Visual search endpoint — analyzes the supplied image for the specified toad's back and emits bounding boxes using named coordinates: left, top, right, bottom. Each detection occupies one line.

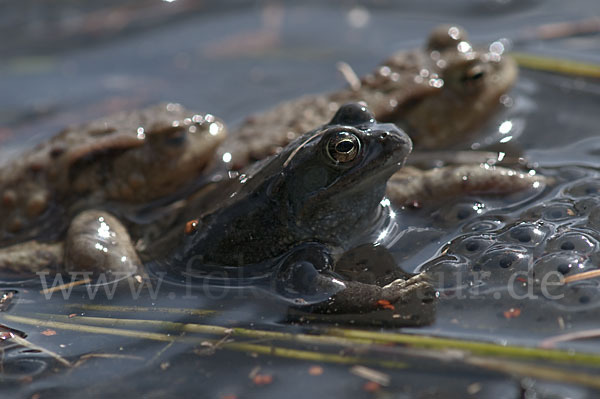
left=0, top=103, right=226, bottom=246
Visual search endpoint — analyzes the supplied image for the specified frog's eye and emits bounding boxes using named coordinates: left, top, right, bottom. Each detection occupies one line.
left=460, top=64, right=486, bottom=89
left=326, top=132, right=361, bottom=163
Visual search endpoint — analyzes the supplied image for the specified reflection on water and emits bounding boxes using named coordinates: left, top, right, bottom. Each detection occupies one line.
left=1, top=0, right=600, bottom=398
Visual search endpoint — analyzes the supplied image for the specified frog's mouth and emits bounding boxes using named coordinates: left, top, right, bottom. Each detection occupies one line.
left=364, top=129, right=412, bottom=177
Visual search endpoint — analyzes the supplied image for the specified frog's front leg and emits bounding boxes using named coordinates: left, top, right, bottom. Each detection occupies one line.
left=64, top=210, right=141, bottom=275
left=274, top=243, right=342, bottom=304
left=275, top=243, right=435, bottom=324
left=387, top=164, right=549, bottom=208
left=311, top=272, right=434, bottom=316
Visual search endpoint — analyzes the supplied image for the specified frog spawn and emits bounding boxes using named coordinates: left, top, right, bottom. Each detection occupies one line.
left=421, top=170, right=600, bottom=311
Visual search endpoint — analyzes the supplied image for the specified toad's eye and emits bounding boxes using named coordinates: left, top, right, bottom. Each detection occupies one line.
left=327, top=132, right=360, bottom=163
left=166, top=128, right=187, bottom=146
left=155, top=127, right=187, bottom=146
left=460, top=64, right=486, bottom=88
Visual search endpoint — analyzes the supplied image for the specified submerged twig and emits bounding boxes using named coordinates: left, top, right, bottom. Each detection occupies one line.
left=10, top=335, right=71, bottom=368
left=324, top=328, right=600, bottom=367
left=540, top=329, right=600, bottom=349
left=0, top=314, right=406, bottom=369
left=39, top=278, right=91, bottom=295
left=14, top=313, right=600, bottom=367
left=147, top=341, right=175, bottom=365
left=350, top=365, right=391, bottom=386
left=224, top=341, right=406, bottom=368
left=72, top=353, right=144, bottom=368
left=30, top=313, right=373, bottom=347
left=511, top=52, right=600, bottom=79
left=467, top=356, right=600, bottom=389
left=562, top=269, right=600, bottom=284
left=63, top=303, right=216, bottom=316
left=519, top=17, right=600, bottom=41
left=5, top=313, right=600, bottom=387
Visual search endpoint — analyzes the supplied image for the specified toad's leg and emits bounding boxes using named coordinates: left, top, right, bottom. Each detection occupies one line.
left=387, top=164, right=549, bottom=208
left=0, top=241, right=64, bottom=274
left=64, top=210, right=140, bottom=275
left=0, top=210, right=140, bottom=275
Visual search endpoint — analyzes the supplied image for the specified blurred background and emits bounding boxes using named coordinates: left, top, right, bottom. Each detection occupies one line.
left=1, top=2, right=600, bottom=398
left=1, top=0, right=599, bottom=160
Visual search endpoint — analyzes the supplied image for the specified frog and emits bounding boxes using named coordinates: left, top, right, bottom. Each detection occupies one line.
left=217, top=24, right=518, bottom=171
left=0, top=103, right=226, bottom=274
left=154, top=103, right=544, bottom=317
left=155, top=103, right=436, bottom=318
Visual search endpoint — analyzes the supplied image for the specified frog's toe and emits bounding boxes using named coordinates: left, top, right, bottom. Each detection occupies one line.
left=381, top=272, right=436, bottom=304
left=65, top=210, right=141, bottom=276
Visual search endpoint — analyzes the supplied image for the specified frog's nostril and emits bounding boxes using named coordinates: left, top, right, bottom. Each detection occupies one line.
left=380, top=131, right=389, bottom=138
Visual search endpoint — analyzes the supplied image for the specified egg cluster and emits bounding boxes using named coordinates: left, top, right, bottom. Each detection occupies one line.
left=421, top=169, right=600, bottom=311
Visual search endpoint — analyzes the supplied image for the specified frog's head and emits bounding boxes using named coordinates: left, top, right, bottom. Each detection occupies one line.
left=376, top=24, right=517, bottom=149
left=272, top=103, right=411, bottom=243
left=63, top=103, right=226, bottom=203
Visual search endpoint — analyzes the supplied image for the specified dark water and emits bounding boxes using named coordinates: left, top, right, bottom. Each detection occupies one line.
left=1, top=1, right=600, bottom=398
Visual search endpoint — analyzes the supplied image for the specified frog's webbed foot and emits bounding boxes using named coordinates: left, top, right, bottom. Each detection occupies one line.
left=0, top=241, right=64, bottom=275
left=64, top=210, right=141, bottom=276
left=387, top=164, right=550, bottom=208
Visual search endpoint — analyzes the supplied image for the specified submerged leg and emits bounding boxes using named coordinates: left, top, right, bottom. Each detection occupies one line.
left=0, top=241, right=64, bottom=274
left=0, top=210, right=141, bottom=276
left=387, top=164, right=549, bottom=208
left=288, top=271, right=436, bottom=326
left=312, top=272, right=434, bottom=313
